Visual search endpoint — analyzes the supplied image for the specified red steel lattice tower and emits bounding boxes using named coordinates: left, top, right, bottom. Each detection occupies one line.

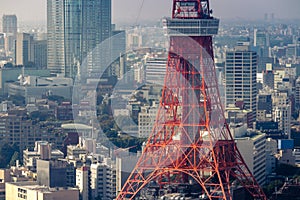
left=117, top=0, right=267, bottom=199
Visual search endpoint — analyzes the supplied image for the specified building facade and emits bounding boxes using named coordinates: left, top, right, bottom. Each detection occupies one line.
left=15, top=33, right=34, bottom=66
left=47, top=0, right=112, bottom=79
left=76, top=166, right=90, bottom=200
left=90, top=161, right=116, bottom=200
left=2, top=15, right=17, bottom=57
left=235, top=132, right=266, bottom=186
left=5, top=182, right=79, bottom=200
left=225, top=45, right=257, bottom=128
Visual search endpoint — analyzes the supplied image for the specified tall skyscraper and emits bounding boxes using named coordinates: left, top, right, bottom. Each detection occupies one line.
left=254, top=29, right=269, bottom=47
left=225, top=43, right=257, bottom=128
left=47, top=0, right=65, bottom=75
left=2, top=15, right=17, bottom=57
left=2, top=15, right=17, bottom=35
left=47, top=0, right=111, bottom=78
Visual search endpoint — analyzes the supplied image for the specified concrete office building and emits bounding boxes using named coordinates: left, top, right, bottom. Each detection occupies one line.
left=15, top=33, right=34, bottom=66
left=37, top=159, right=75, bottom=188
left=225, top=44, right=257, bottom=128
left=7, top=75, right=73, bottom=103
left=257, top=94, right=272, bottom=122
left=235, top=132, right=266, bottom=186
left=23, top=141, right=64, bottom=171
left=0, top=68, right=50, bottom=95
left=33, top=40, right=47, bottom=69
left=116, top=154, right=139, bottom=196
left=145, top=57, right=167, bottom=86
left=138, top=104, right=158, bottom=138
left=5, top=182, right=79, bottom=200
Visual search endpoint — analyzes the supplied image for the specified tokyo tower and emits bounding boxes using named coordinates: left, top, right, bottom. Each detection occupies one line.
left=116, top=0, right=267, bottom=199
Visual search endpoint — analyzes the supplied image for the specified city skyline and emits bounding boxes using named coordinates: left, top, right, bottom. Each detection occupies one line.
left=0, top=0, right=300, bottom=25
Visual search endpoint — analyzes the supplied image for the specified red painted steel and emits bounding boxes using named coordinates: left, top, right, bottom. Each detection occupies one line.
left=116, top=1, right=267, bottom=199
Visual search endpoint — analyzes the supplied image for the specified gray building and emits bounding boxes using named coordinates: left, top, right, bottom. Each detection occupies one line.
left=47, top=0, right=112, bottom=79
left=0, top=68, right=50, bottom=95
left=37, top=159, right=75, bottom=188
left=33, top=40, right=47, bottom=69
left=2, top=15, right=17, bottom=57
left=225, top=44, right=257, bottom=128
left=2, top=15, right=17, bottom=35
left=47, top=0, right=65, bottom=76
left=257, top=94, right=272, bottom=121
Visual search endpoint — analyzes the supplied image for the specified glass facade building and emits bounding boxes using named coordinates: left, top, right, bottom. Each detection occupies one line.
left=47, top=0, right=112, bottom=79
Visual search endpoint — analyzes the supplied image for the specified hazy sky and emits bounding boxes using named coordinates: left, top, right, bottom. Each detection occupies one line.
left=0, top=0, right=300, bottom=24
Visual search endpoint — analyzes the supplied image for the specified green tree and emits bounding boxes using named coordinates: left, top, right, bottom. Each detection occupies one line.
left=47, top=95, right=65, bottom=104
left=8, top=95, right=25, bottom=106
left=9, top=151, right=19, bottom=166
left=0, top=143, right=18, bottom=168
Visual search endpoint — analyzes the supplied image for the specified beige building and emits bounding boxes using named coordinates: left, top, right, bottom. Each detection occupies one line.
left=15, top=33, right=34, bottom=66
left=138, top=105, right=158, bottom=138
left=23, top=141, right=64, bottom=171
left=76, top=166, right=90, bottom=200
left=5, top=182, right=79, bottom=200
left=235, top=132, right=266, bottom=186
left=0, top=169, right=11, bottom=200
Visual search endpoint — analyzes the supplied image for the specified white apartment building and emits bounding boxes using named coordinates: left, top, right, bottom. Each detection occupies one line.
left=76, top=166, right=90, bottom=200
left=90, top=159, right=116, bottom=200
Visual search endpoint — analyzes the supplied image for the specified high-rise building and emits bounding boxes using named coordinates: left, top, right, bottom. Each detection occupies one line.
left=47, top=0, right=65, bottom=76
left=225, top=44, right=257, bottom=127
left=2, top=15, right=17, bottom=57
left=33, top=40, right=47, bottom=69
left=2, top=15, right=17, bottom=35
left=296, top=77, right=300, bottom=108
left=254, top=29, right=270, bottom=47
left=15, top=33, right=34, bottom=66
left=47, top=0, right=112, bottom=79
left=254, top=29, right=271, bottom=72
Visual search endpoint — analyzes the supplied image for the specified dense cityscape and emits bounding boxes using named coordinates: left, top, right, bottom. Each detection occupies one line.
left=0, top=0, right=299, bottom=199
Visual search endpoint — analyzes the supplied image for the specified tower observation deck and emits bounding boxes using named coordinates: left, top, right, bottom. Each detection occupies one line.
left=116, top=1, right=267, bottom=199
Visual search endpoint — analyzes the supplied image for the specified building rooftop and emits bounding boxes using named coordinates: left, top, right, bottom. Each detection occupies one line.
left=61, top=123, right=92, bottom=130
left=7, top=181, right=78, bottom=192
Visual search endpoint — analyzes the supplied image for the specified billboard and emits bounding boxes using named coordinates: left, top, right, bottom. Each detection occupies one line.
left=278, top=139, right=294, bottom=150
left=175, top=1, right=198, bottom=18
